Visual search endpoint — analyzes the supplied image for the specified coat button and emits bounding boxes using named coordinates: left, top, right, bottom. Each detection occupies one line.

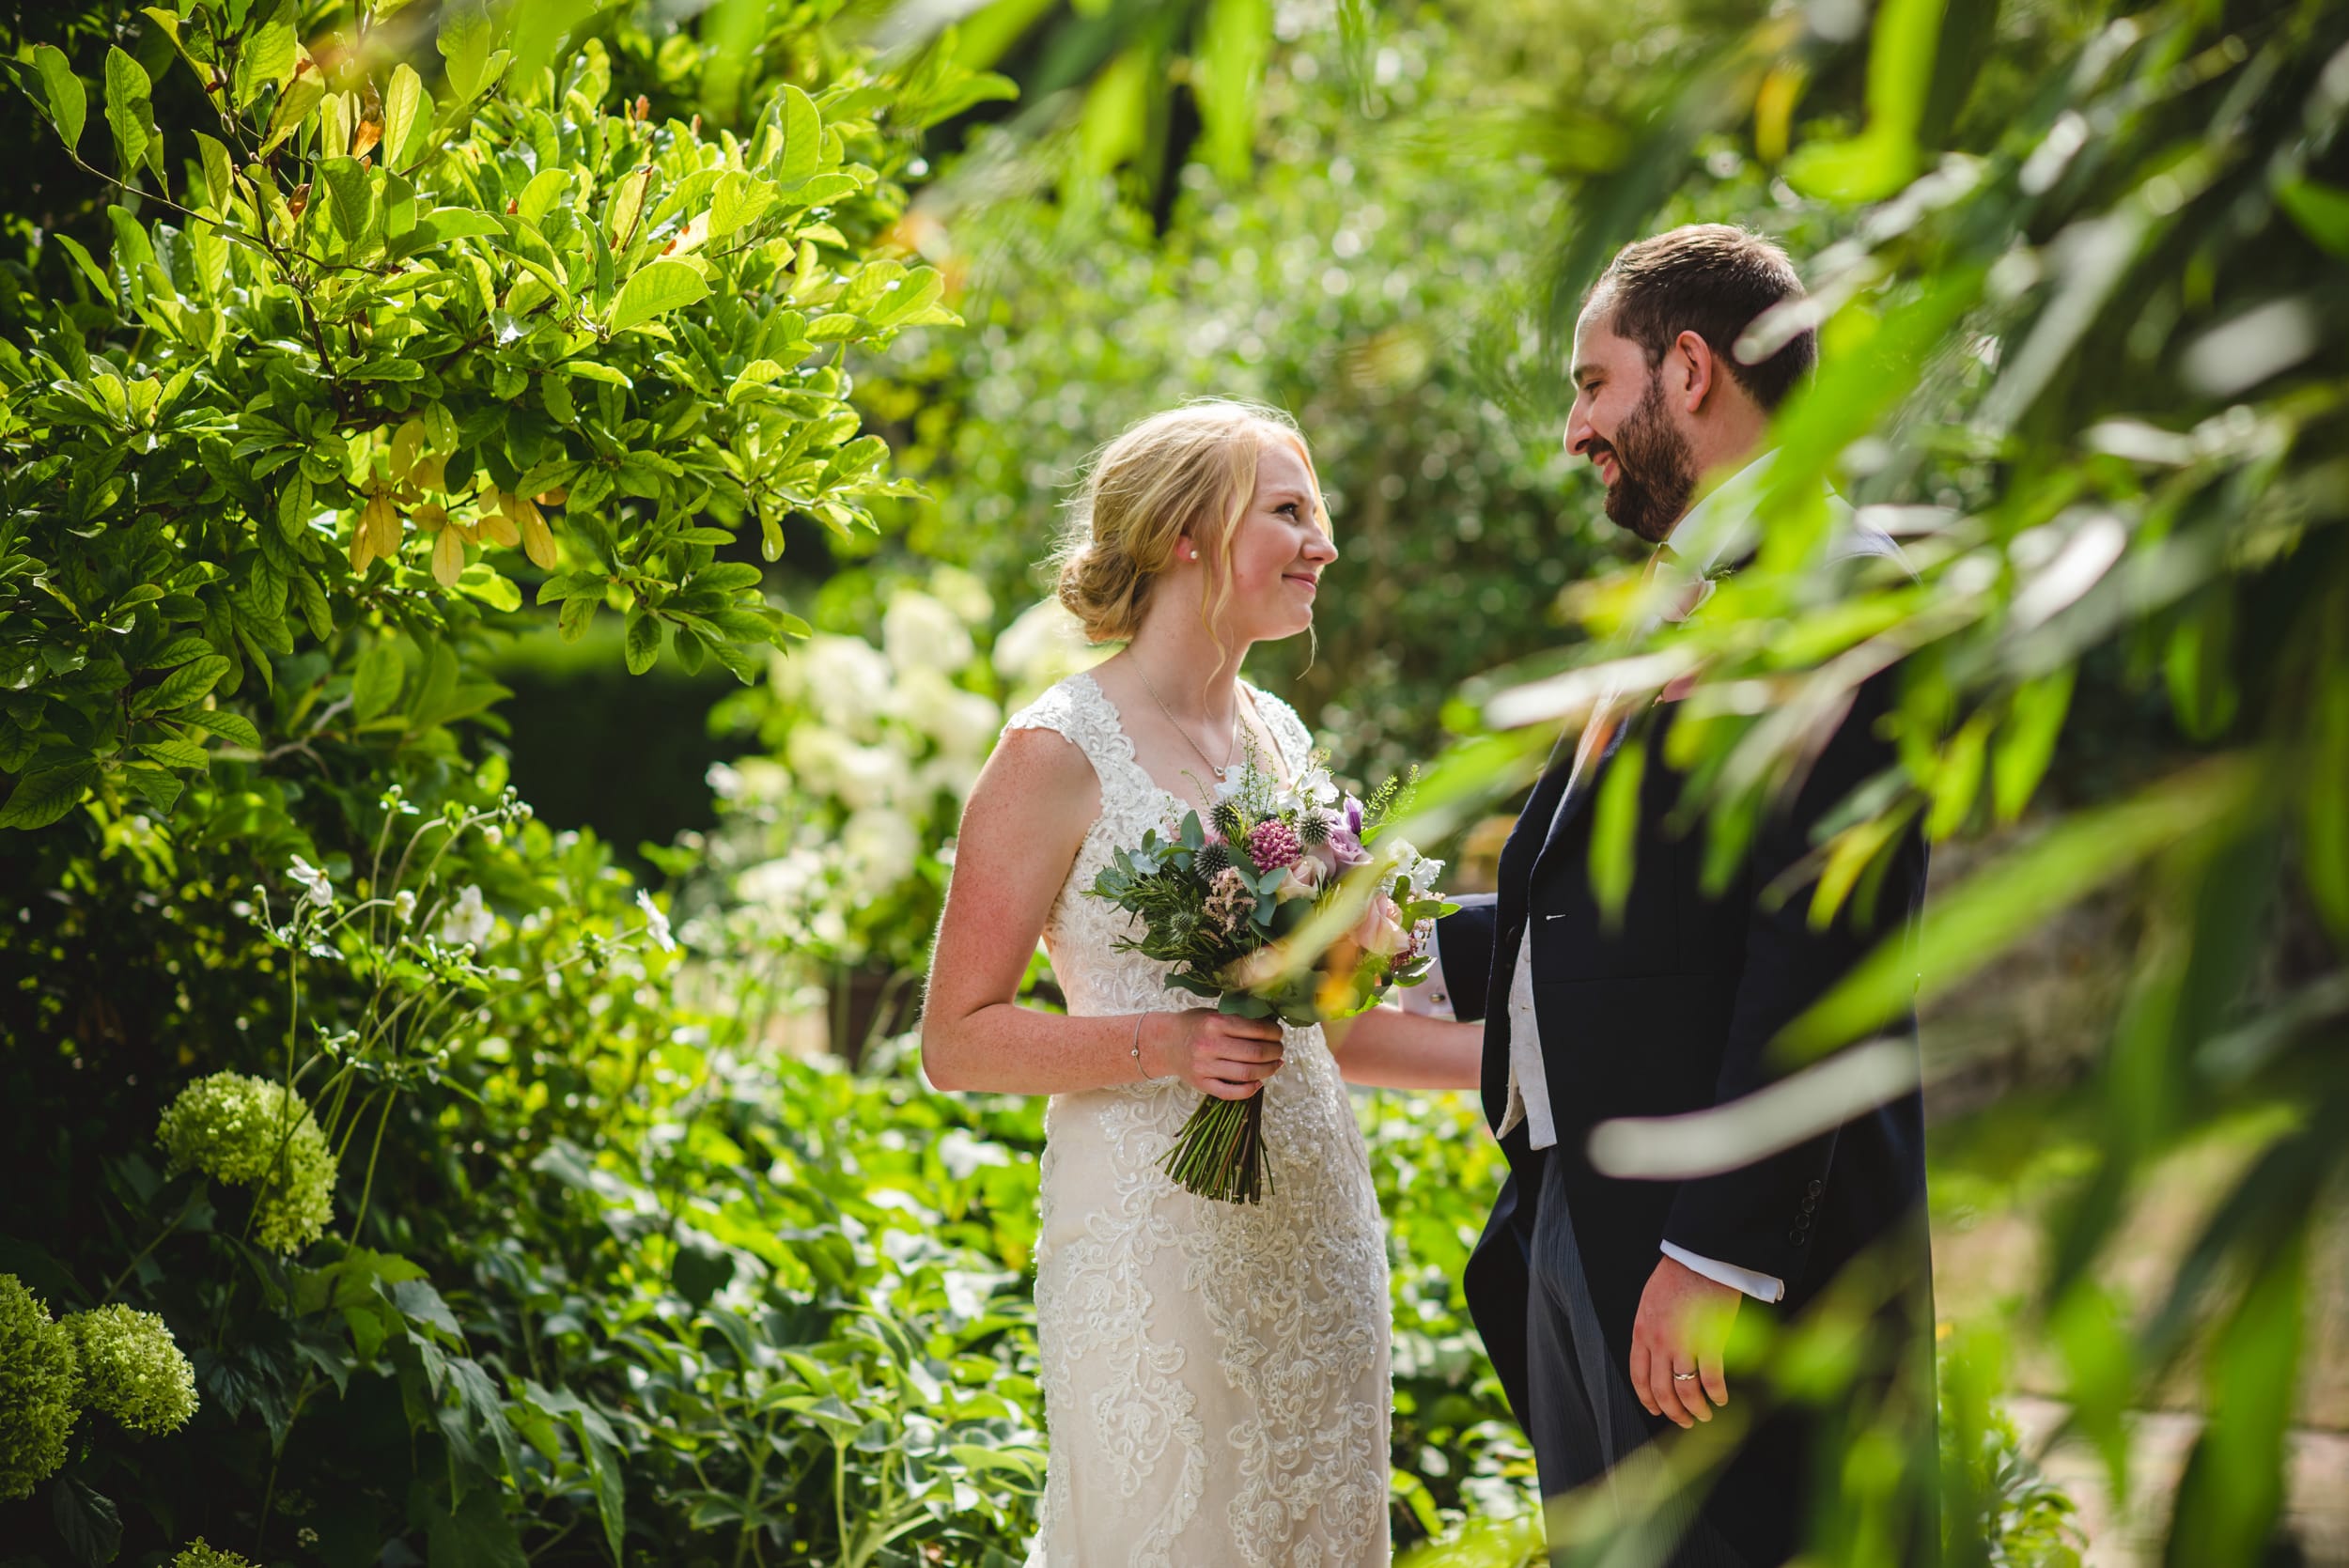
left=1806, top=1180, right=1824, bottom=1198
left=1788, top=1228, right=1805, bottom=1245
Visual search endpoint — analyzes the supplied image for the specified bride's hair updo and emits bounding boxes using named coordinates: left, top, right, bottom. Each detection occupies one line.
left=1055, top=399, right=1327, bottom=645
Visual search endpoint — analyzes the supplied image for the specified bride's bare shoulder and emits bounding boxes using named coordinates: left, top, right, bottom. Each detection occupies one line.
left=965, top=710, right=1102, bottom=831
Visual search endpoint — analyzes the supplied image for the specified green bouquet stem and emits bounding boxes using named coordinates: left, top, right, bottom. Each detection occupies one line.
left=1161, top=1087, right=1274, bottom=1205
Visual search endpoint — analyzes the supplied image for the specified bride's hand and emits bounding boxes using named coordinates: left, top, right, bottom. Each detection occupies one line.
left=1145, top=1010, right=1286, bottom=1099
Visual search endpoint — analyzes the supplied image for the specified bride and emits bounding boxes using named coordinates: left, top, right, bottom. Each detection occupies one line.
left=922, top=399, right=1482, bottom=1566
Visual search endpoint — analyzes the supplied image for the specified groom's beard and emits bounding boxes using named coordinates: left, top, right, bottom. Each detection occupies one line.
left=1594, top=375, right=1697, bottom=544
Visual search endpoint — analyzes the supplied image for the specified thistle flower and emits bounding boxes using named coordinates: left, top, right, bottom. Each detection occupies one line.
left=1192, top=841, right=1234, bottom=880
left=1297, top=809, right=1332, bottom=847
left=174, top=1541, right=257, bottom=1568
left=0, top=1274, right=78, bottom=1500
left=1246, top=819, right=1303, bottom=873
left=1210, top=801, right=1249, bottom=846
left=63, top=1305, right=197, bottom=1436
left=156, top=1073, right=336, bottom=1256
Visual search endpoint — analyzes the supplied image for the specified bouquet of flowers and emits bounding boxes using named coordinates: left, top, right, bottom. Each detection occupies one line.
left=1087, top=746, right=1454, bottom=1203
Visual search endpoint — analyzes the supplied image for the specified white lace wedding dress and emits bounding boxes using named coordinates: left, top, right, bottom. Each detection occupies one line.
left=1002, top=670, right=1392, bottom=1568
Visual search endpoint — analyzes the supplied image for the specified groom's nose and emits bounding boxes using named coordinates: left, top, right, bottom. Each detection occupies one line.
left=1565, top=404, right=1596, bottom=460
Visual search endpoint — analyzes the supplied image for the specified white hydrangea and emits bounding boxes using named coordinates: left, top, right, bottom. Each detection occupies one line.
left=881, top=590, right=974, bottom=675
left=738, top=847, right=830, bottom=909
left=926, top=565, right=996, bottom=627
left=888, top=666, right=1003, bottom=760
left=787, top=635, right=894, bottom=736
left=993, top=598, right=1105, bottom=692
left=840, top=808, right=922, bottom=896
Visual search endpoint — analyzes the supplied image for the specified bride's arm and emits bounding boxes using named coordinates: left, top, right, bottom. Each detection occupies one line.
left=920, top=728, right=1285, bottom=1098
left=1322, top=1006, right=1482, bottom=1091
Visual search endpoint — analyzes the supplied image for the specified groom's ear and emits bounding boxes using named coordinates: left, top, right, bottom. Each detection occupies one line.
left=1671, top=329, right=1718, bottom=415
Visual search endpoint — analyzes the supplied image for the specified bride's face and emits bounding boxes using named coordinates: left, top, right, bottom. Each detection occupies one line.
left=1192, top=438, right=1337, bottom=644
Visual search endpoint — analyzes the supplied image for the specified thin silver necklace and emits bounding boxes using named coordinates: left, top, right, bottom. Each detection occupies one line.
left=1133, top=660, right=1243, bottom=782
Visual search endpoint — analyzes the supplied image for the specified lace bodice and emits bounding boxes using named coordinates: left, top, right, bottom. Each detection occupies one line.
left=999, top=670, right=1391, bottom=1568
left=1007, top=670, right=1312, bottom=1018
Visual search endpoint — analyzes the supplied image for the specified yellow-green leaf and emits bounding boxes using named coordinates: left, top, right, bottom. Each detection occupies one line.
left=31, top=44, right=85, bottom=155
left=382, top=62, right=425, bottom=170
left=607, top=260, right=708, bottom=334
left=234, top=0, right=298, bottom=108
left=103, top=46, right=158, bottom=179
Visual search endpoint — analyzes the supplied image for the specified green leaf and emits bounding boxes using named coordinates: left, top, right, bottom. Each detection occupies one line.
left=49, top=1476, right=121, bottom=1568
left=516, top=168, right=570, bottom=228
left=1785, top=757, right=2260, bottom=1057
left=258, top=67, right=324, bottom=157
left=352, top=641, right=405, bottom=723
left=439, top=2, right=495, bottom=102
left=607, top=259, right=708, bottom=334
left=455, top=566, right=521, bottom=612
left=103, top=46, right=158, bottom=180
left=136, top=654, right=232, bottom=715
left=382, top=62, right=425, bottom=171
left=31, top=45, right=86, bottom=155
left=1993, top=668, right=2073, bottom=823
left=2277, top=179, right=2349, bottom=258
left=195, top=132, right=234, bottom=212
left=186, top=708, right=263, bottom=748
left=622, top=607, right=661, bottom=674
left=0, top=763, right=99, bottom=831
left=776, top=85, right=822, bottom=181
left=319, top=157, right=375, bottom=245
left=405, top=208, right=507, bottom=251
left=1194, top=0, right=1270, bottom=182
left=1588, top=738, right=1643, bottom=925
left=234, top=0, right=298, bottom=109
left=708, top=171, right=775, bottom=240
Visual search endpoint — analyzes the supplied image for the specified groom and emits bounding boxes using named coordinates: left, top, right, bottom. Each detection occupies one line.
left=1432, top=225, right=1934, bottom=1565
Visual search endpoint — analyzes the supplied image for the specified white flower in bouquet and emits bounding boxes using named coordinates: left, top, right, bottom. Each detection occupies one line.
left=1274, top=762, right=1341, bottom=817
left=882, top=589, right=975, bottom=675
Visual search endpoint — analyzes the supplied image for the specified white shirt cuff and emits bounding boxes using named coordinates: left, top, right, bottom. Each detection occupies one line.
left=1398, top=940, right=1454, bottom=1018
left=1661, top=1242, right=1784, bottom=1304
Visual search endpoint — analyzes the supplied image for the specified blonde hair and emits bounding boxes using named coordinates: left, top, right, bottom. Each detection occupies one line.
left=1054, top=398, right=1330, bottom=646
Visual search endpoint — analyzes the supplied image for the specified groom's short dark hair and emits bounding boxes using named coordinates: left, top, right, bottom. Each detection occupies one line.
left=1585, top=225, right=1816, bottom=411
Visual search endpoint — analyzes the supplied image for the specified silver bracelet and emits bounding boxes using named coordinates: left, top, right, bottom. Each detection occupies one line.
left=1129, top=1013, right=1148, bottom=1079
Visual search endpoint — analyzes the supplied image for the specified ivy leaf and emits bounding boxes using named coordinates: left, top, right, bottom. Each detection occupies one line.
left=30, top=45, right=85, bottom=155
left=102, top=47, right=158, bottom=180
left=607, top=260, right=708, bottom=335
left=234, top=0, right=298, bottom=109
left=0, top=763, right=99, bottom=831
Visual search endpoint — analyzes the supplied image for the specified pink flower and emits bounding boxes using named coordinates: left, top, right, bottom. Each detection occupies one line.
left=1247, top=818, right=1303, bottom=872
left=1277, top=853, right=1326, bottom=902
left=1348, top=893, right=1409, bottom=959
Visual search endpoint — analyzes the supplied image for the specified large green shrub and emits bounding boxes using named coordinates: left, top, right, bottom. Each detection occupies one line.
left=0, top=0, right=963, bottom=843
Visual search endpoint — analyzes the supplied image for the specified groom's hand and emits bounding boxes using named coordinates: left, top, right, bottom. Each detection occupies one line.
left=1628, top=1255, right=1739, bottom=1428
